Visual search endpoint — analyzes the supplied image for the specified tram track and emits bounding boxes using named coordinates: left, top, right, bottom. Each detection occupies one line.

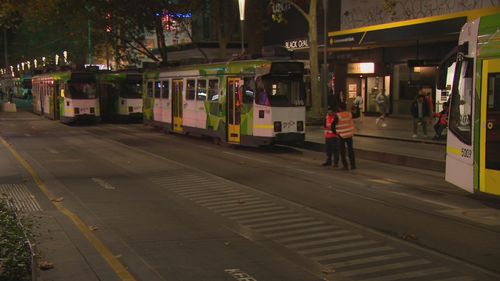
left=82, top=124, right=500, bottom=280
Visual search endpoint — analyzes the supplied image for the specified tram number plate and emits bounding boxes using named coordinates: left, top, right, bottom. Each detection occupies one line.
left=461, top=148, right=472, bottom=158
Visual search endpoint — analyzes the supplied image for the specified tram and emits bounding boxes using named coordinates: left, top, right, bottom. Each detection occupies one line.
left=32, top=71, right=99, bottom=123
left=143, top=57, right=306, bottom=147
left=97, top=71, right=143, bottom=122
left=438, top=13, right=500, bottom=197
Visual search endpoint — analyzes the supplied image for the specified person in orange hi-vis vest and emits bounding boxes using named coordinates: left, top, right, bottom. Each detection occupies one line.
left=322, top=106, right=340, bottom=167
left=333, top=102, right=356, bottom=170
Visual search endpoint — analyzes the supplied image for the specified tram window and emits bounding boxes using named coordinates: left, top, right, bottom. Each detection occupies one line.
left=186, top=79, right=196, bottom=100
left=449, top=57, right=472, bottom=145
left=196, top=79, right=207, bottom=101
left=208, top=79, right=219, bottom=101
left=154, top=81, right=161, bottom=98
left=162, top=80, right=170, bottom=99
left=242, top=77, right=254, bottom=104
left=147, top=81, right=153, bottom=98
left=259, top=75, right=304, bottom=107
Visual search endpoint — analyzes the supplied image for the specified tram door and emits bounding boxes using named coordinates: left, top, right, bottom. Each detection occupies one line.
left=227, top=78, right=242, bottom=143
left=480, top=59, right=500, bottom=196
left=172, top=79, right=183, bottom=133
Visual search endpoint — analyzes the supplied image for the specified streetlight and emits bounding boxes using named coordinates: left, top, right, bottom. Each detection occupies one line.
left=322, top=0, right=329, bottom=111
left=238, top=0, right=245, bottom=54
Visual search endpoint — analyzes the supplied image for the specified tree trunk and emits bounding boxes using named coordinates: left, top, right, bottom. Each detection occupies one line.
left=155, top=16, right=168, bottom=65
left=308, top=0, right=322, bottom=121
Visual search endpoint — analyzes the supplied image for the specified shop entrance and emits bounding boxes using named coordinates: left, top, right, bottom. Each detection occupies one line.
left=346, top=76, right=390, bottom=114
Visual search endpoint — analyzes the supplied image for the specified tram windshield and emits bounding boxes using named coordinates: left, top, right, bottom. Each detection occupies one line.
left=120, top=81, right=142, bottom=98
left=256, top=75, right=304, bottom=107
left=449, top=57, right=473, bottom=145
left=68, top=82, right=97, bottom=99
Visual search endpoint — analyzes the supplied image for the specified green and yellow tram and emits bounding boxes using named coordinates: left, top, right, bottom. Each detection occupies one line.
left=97, top=71, right=143, bottom=122
left=32, top=71, right=99, bottom=123
left=143, top=58, right=306, bottom=147
left=439, top=12, right=500, bottom=197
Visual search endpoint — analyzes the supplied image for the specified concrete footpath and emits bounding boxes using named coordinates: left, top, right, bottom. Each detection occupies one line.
left=302, top=115, right=446, bottom=172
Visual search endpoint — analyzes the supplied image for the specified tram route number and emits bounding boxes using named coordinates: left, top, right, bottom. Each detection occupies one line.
left=461, top=148, right=472, bottom=158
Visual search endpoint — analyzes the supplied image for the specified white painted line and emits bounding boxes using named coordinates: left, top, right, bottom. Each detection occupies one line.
left=389, top=191, right=462, bottom=209
left=239, top=213, right=304, bottom=224
left=288, top=235, right=364, bottom=249
left=224, top=268, right=257, bottom=281
left=247, top=216, right=313, bottom=229
left=358, top=267, right=450, bottom=281
left=91, top=177, right=116, bottom=190
left=256, top=221, right=326, bottom=233
left=204, top=198, right=266, bottom=209
left=314, top=246, right=394, bottom=262
left=330, top=253, right=411, bottom=268
left=229, top=208, right=292, bottom=220
left=215, top=202, right=277, bottom=214
left=277, top=229, right=351, bottom=244
left=222, top=151, right=273, bottom=164
left=433, top=276, right=476, bottom=281
left=46, top=148, right=59, bottom=154
left=299, top=240, right=377, bottom=255
left=341, top=259, right=431, bottom=277
left=266, top=225, right=339, bottom=239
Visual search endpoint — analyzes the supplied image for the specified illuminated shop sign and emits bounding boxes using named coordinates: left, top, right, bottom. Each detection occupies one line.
left=348, top=62, right=375, bottom=74
left=284, top=38, right=309, bottom=50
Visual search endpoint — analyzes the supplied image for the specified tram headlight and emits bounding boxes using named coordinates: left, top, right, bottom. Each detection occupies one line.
left=74, top=107, right=80, bottom=114
left=274, top=121, right=282, bottom=132
left=297, top=121, right=304, bottom=132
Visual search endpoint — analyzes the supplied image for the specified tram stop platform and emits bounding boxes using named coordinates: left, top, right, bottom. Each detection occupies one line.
left=302, top=115, right=446, bottom=172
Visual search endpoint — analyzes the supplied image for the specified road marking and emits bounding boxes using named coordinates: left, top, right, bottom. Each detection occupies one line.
left=0, top=136, right=136, bottom=281
left=224, top=268, right=258, bottom=281
left=389, top=191, right=462, bottom=209
left=46, top=148, right=59, bottom=154
left=222, top=151, right=273, bottom=164
left=341, top=259, right=431, bottom=277
left=91, top=177, right=116, bottom=190
left=330, top=253, right=411, bottom=268
left=0, top=183, right=42, bottom=212
left=288, top=235, right=364, bottom=249
left=298, top=240, right=378, bottom=256
left=358, top=267, right=450, bottom=281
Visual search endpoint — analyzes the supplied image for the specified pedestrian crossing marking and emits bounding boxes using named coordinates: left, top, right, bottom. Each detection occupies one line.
left=149, top=174, right=479, bottom=281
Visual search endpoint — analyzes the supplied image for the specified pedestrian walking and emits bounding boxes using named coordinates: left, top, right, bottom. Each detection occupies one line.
left=352, top=93, right=363, bottom=130
left=411, top=93, right=431, bottom=138
left=334, top=102, right=356, bottom=170
left=321, top=106, right=340, bottom=167
left=375, top=90, right=388, bottom=127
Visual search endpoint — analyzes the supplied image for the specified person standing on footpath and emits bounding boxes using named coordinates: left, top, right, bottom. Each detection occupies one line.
left=411, top=93, right=431, bottom=138
left=375, top=90, right=388, bottom=127
left=321, top=106, right=340, bottom=167
left=334, top=102, right=356, bottom=170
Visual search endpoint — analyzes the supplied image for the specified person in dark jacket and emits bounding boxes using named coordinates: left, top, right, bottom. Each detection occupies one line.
left=411, top=94, right=431, bottom=138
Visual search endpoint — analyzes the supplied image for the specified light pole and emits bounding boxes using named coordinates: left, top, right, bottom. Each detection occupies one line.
left=238, top=0, right=245, bottom=54
left=322, top=0, right=329, bottom=110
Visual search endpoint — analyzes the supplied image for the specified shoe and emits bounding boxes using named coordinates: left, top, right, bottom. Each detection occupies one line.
left=381, top=123, right=387, bottom=127
left=321, top=162, right=331, bottom=166
left=375, top=118, right=380, bottom=126
left=342, top=166, right=349, bottom=171
left=412, top=134, right=417, bottom=138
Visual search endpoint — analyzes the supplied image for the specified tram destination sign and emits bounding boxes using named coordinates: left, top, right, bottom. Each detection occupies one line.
left=284, top=38, right=309, bottom=50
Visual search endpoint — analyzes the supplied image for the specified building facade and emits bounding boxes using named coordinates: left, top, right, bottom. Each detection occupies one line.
left=330, top=0, right=500, bottom=116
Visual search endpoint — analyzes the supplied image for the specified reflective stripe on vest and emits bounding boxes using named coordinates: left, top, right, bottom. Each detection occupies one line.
left=324, top=114, right=337, bottom=138
left=336, top=111, right=354, bottom=138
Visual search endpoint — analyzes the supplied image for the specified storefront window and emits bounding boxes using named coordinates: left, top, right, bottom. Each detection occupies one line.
left=366, top=76, right=385, bottom=113
left=393, top=64, right=437, bottom=115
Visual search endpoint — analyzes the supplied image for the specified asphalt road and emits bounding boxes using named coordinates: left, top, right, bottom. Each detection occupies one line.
left=1, top=114, right=500, bottom=281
